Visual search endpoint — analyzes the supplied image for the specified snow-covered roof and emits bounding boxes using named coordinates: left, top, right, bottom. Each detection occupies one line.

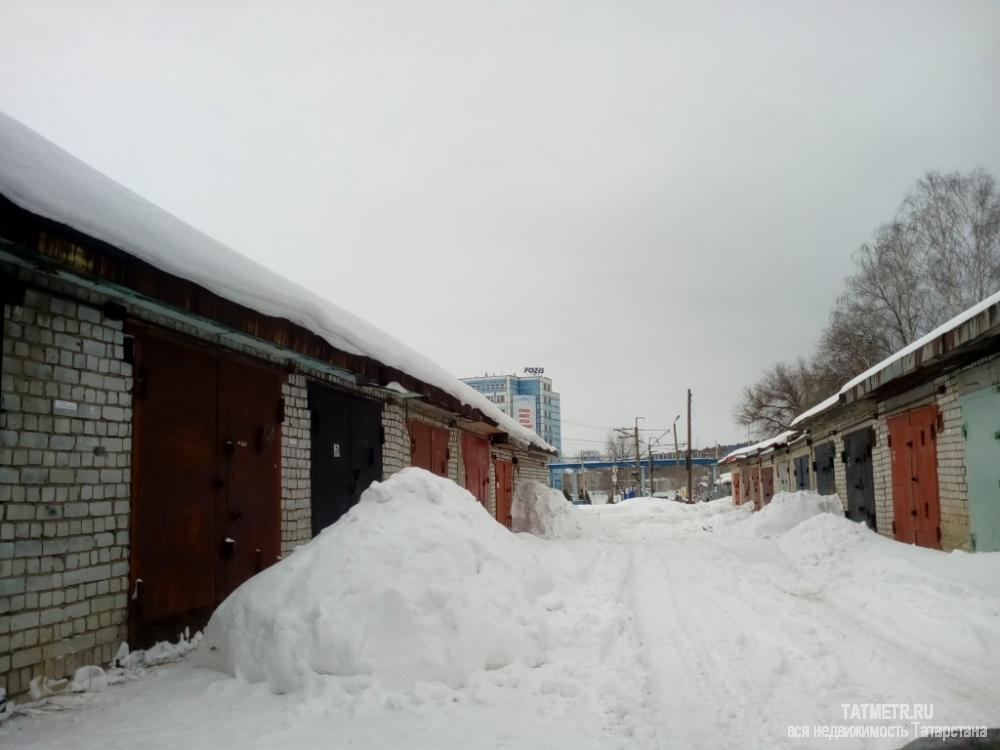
left=789, top=393, right=840, bottom=427
left=840, top=289, right=1000, bottom=397
left=790, top=290, right=1000, bottom=428
left=720, top=430, right=798, bottom=464
left=0, top=111, right=553, bottom=453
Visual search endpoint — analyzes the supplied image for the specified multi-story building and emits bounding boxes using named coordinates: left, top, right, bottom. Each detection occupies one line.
left=461, top=370, right=562, bottom=454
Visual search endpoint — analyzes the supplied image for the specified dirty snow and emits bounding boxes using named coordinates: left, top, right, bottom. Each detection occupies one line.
left=0, top=112, right=550, bottom=452
left=4, top=478, right=999, bottom=750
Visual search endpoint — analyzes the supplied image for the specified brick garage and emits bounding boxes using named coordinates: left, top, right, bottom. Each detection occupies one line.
left=0, top=115, right=555, bottom=696
left=723, top=292, right=1000, bottom=554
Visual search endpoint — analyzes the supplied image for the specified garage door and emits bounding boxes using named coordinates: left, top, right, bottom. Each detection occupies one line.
left=495, top=459, right=514, bottom=528
left=409, top=420, right=450, bottom=476
left=889, top=405, right=941, bottom=549
left=309, top=382, right=383, bottom=535
left=129, top=326, right=282, bottom=647
left=843, top=427, right=876, bottom=530
left=462, top=433, right=490, bottom=506
left=961, top=386, right=1000, bottom=551
left=760, top=466, right=774, bottom=506
left=814, top=441, right=836, bottom=495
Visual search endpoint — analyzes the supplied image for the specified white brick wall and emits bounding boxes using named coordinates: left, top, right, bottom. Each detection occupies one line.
left=280, top=375, right=311, bottom=555
left=1, top=276, right=131, bottom=697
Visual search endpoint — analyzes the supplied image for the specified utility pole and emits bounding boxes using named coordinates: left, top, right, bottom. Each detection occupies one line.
left=648, top=443, right=654, bottom=497
left=686, top=389, right=693, bottom=503
left=634, top=416, right=644, bottom=495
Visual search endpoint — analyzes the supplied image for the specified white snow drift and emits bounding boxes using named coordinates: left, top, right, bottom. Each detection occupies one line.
left=9, top=485, right=1000, bottom=750
left=196, top=469, right=561, bottom=693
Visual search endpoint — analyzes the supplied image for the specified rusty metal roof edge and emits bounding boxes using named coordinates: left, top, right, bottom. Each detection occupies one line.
left=843, top=295, right=1000, bottom=405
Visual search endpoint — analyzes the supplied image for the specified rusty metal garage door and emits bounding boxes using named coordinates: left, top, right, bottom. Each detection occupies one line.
left=462, top=433, right=490, bottom=506
left=129, top=325, right=282, bottom=647
left=760, top=466, right=774, bottom=506
left=494, top=459, right=514, bottom=528
left=731, top=471, right=742, bottom=505
left=750, top=466, right=761, bottom=511
left=889, top=405, right=941, bottom=549
left=409, top=420, right=450, bottom=476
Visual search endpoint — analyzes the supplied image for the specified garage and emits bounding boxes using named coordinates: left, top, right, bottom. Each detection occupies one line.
left=308, top=382, right=383, bottom=535
left=129, top=324, right=282, bottom=647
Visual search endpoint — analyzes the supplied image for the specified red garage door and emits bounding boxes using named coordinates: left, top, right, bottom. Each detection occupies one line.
left=129, top=325, right=282, bottom=648
left=732, top=472, right=742, bottom=505
left=761, top=466, right=774, bottom=506
left=889, top=405, right=941, bottom=549
left=409, top=420, right=450, bottom=476
left=750, top=466, right=762, bottom=511
left=495, top=459, right=514, bottom=528
left=462, top=433, right=490, bottom=505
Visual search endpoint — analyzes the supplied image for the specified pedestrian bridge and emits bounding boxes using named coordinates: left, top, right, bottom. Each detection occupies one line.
left=548, top=456, right=718, bottom=488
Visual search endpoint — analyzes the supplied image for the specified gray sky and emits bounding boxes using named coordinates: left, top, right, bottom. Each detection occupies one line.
left=2, top=0, right=998, bottom=453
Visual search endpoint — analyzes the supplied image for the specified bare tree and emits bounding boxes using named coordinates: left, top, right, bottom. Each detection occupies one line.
left=736, top=168, right=1000, bottom=438
left=904, top=168, right=1000, bottom=314
left=733, top=358, right=833, bottom=438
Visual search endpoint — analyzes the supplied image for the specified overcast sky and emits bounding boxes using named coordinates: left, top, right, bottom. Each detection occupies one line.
left=2, top=0, right=998, bottom=453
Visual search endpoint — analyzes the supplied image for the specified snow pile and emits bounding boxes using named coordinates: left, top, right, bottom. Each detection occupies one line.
left=0, top=112, right=552, bottom=453
left=731, top=491, right=843, bottom=539
left=196, top=469, right=557, bottom=694
left=511, top=481, right=600, bottom=539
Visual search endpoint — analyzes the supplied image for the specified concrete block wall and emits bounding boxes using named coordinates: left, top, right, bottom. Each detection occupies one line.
left=280, top=374, right=311, bottom=556
left=1, top=280, right=131, bottom=697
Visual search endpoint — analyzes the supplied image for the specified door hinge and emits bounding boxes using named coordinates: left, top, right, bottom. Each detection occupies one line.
left=277, top=397, right=285, bottom=423
left=379, top=427, right=385, bottom=445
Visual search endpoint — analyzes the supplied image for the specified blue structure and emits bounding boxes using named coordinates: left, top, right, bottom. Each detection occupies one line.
left=548, top=456, right=717, bottom=490
left=461, top=372, right=561, bottom=453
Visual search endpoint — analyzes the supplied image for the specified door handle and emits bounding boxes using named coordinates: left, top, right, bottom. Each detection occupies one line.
left=222, top=536, right=236, bottom=559
left=131, top=578, right=144, bottom=601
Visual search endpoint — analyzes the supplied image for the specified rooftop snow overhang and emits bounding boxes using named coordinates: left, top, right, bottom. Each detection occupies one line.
left=840, top=294, right=1000, bottom=405
left=0, top=196, right=556, bottom=451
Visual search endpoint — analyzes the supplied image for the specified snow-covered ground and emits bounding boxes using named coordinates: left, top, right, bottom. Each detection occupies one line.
left=3, top=472, right=999, bottom=750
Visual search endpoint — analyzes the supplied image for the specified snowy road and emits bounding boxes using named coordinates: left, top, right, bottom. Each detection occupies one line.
left=4, top=488, right=1000, bottom=750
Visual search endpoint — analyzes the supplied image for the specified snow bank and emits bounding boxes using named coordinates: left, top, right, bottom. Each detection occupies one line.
left=196, top=469, right=557, bottom=694
left=0, top=112, right=551, bottom=453
left=730, top=491, right=844, bottom=539
left=512, top=481, right=600, bottom=539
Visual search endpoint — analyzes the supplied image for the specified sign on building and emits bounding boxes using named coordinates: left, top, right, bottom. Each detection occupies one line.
left=523, top=367, right=545, bottom=375
left=512, top=394, right=537, bottom=432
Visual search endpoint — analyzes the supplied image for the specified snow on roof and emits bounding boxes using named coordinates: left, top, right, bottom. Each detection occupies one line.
left=789, top=290, right=1000, bottom=429
left=720, top=430, right=798, bottom=464
left=839, top=289, right=1000, bottom=396
left=0, top=111, right=553, bottom=453
left=789, top=393, right=840, bottom=427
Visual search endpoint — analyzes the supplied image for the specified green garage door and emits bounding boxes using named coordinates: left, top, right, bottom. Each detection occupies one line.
left=961, top=385, right=1000, bottom=552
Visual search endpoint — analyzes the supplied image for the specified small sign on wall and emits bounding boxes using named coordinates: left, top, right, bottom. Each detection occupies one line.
left=333, top=443, right=341, bottom=458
